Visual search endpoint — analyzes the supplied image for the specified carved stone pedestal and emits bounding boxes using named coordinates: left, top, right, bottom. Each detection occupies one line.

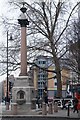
left=12, top=76, right=35, bottom=114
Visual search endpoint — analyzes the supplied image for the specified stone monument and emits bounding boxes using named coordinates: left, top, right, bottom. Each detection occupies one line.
left=12, top=3, right=35, bottom=114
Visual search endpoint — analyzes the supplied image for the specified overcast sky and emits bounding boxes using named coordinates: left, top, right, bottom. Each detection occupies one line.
left=0, top=0, right=78, bottom=43
left=0, top=0, right=33, bottom=82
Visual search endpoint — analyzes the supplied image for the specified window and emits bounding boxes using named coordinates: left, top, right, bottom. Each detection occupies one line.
left=55, top=82, right=57, bottom=86
left=38, top=61, right=41, bottom=64
left=43, top=61, right=46, bottom=64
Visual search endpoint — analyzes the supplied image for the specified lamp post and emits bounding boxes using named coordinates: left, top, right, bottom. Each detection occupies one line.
left=6, top=31, right=13, bottom=110
left=6, top=31, right=9, bottom=110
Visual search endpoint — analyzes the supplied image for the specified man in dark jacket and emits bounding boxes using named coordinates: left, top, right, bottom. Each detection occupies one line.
left=43, top=86, right=48, bottom=104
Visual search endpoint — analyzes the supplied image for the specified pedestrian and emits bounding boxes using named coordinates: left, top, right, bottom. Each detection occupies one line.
left=43, top=86, right=48, bottom=104
left=73, top=97, right=78, bottom=113
left=36, top=96, right=40, bottom=108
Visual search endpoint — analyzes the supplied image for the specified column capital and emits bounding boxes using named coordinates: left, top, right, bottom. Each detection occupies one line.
left=18, top=19, right=29, bottom=27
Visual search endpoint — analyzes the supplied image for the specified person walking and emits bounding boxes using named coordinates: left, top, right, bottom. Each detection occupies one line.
left=36, top=96, right=40, bottom=108
left=73, top=97, right=79, bottom=113
left=43, top=86, right=48, bottom=104
left=62, top=98, right=66, bottom=109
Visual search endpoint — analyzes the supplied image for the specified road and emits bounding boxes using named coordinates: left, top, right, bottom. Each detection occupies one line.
left=1, top=116, right=80, bottom=120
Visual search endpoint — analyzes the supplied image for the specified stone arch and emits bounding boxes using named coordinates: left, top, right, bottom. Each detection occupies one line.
left=16, top=90, right=26, bottom=105
left=17, top=90, right=25, bottom=99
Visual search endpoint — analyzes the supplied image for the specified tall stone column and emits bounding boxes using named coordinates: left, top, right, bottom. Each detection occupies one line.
left=12, top=4, right=35, bottom=115
left=18, top=6, right=29, bottom=76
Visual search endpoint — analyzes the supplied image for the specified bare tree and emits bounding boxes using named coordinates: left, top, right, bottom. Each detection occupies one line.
left=23, top=1, right=80, bottom=97
left=66, top=17, right=80, bottom=82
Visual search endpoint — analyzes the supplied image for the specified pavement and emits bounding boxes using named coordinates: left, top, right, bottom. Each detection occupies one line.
left=0, top=103, right=80, bottom=119
left=34, top=108, right=80, bottom=118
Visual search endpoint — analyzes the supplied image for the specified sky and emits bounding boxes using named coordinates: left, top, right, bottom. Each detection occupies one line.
left=0, top=0, right=8, bottom=82
left=0, top=0, right=79, bottom=82
left=0, top=1, right=6, bottom=43
left=0, top=0, right=33, bottom=82
left=0, top=0, right=20, bottom=82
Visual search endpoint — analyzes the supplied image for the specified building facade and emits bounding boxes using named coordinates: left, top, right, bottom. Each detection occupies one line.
left=2, top=75, right=15, bottom=100
left=30, top=55, right=71, bottom=99
left=33, top=56, right=50, bottom=98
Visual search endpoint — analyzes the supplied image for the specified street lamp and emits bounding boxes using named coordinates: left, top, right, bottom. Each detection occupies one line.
left=6, top=31, right=13, bottom=110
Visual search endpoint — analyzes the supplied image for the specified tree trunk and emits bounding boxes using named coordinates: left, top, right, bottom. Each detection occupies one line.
left=56, top=66, right=62, bottom=98
left=54, top=58, right=62, bottom=98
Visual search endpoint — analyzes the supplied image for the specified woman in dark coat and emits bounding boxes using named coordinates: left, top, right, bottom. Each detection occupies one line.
left=73, top=97, right=78, bottom=113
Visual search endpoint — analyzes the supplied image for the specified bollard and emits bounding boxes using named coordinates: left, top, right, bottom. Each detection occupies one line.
left=67, top=104, right=70, bottom=117
left=54, top=102, right=58, bottom=112
left=48, top=102, right=53, bottom=114
left=42, top=102, right=47, bottom=115
left=31, top=99, right=36, bottom=109
left=12, top=103, right=17, bottom=115
left=6, top=102, right=9, bottom=110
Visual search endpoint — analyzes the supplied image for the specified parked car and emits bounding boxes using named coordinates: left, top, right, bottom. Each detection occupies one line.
left=65, top=99, right=73, bottom=109
left=54, top=98, right=73, bottom=109
left=54, top=99, right=63, bottom=108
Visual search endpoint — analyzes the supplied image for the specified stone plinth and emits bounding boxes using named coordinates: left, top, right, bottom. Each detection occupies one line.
left=12, top=76, right=35, bottom=114
left=48, top=102, right=53, bottom=114
left=54, top=102, right=58, bottom=112
left=42, top=102, right=47, bottom=115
